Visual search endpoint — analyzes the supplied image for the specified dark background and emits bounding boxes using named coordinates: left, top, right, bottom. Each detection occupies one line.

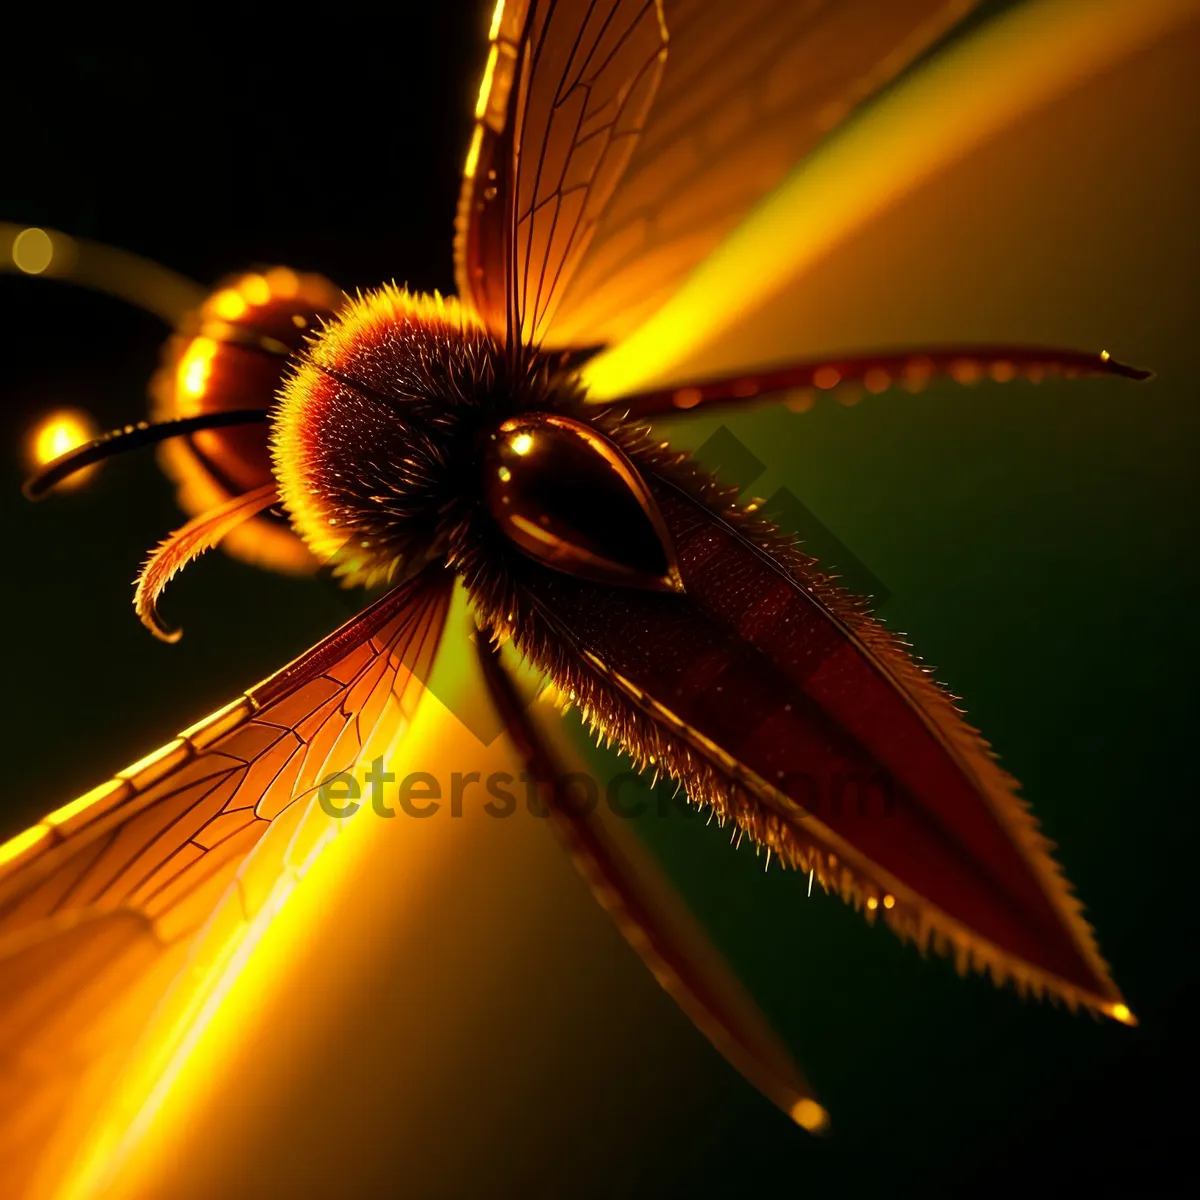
left=2, top=3, right=1197, bottom=1197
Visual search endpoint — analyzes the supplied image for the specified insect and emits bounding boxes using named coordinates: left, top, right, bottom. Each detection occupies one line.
left=1, top=0, right=1167, bottom=1191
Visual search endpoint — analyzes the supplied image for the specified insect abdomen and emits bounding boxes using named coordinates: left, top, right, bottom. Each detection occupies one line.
left=471, top=439, right=1119, bottom=1015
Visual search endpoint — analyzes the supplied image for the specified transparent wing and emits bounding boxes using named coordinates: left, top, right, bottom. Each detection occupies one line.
left=456, top=0, right=669, bottom=348
left=0, top=568, right=451, bottom=947
left=0, top=566, right=452, bottom=1196
left=455, top=0, right=979, bottom=351
left=655, top=0, right=1199, bottom=381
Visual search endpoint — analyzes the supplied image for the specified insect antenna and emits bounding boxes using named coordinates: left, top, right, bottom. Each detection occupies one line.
left=599, top=345, right=1153, bottom=419
left=23, top=409, right=270, bottom=500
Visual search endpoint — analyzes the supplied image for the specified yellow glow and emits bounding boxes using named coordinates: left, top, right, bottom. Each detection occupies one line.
left=116, top=738, right=187, bottom=787
left=28, top=408, right=100, bottom=490
left=44, top=779, right=122, bottom=833
left=790, top=1097, right=831, bottom=1134
left=31, top=409, right=95, bottom=466
left=476, top=44, right=500, bottom=119
left=210, top=288, right=247, bottom=320
left=93, top=842, right=322, bottom=1194
left=238, top=273, right=271, bottom=306
left=12, top=226, right=55, bottom=274
left=57, top=655, right=470, bottom=1199
left=58, top=864, right=315, bottom=1198
left=510, top=432, right=534, bottom=456
left=488, top=0, right=505, bottom=41
left=176, top=336, right=218, bottom=403
left=1109, top=1002, right=1137, bottom=1026
left=583, top=0, right=1197, bottom=398
left=866, top=896, right=879, bottom=911
left=0, top=823, right=49, bottom=869
left=2, top=222, right=205, bottom=323
left=264, top=265, right=301, bottom=300
left=464, top=124, right=484, bottom=180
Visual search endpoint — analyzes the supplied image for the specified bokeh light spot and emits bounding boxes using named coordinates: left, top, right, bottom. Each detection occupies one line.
left=27, top=408, right=100, bottom=489
left=12, top=227, right=54, bottom=275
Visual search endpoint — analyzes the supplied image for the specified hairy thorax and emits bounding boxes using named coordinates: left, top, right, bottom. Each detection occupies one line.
left=272, top=285, right=582, bottom=588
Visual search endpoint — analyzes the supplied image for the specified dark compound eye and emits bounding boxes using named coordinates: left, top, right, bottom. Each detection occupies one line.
left=483, top=413, right=683, bottom=594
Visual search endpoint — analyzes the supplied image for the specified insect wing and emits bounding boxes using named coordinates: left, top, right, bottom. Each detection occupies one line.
left=455, top=0, right=980, bottom=351
left=475, top=629, right=829, bottom=1131
left=594, top=0, right=1196, bottom=394
left=457, top=0, right=669, bottom=347
left=0, top=566, right=452, bottom=1196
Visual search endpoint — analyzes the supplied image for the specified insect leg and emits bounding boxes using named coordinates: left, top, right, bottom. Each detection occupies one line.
left=473, top=626, right=829, bottom=1134
left=134, top=483, right=281, bottom=643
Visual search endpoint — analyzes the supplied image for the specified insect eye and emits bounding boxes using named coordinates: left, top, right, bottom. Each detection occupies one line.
left=483, top=413, right=683, bottom=593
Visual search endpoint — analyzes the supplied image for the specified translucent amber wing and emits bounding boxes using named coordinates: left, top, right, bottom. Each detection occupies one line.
left=455, top=0, right=531, bottom=337
left=456, top=0, right=980, bottom=351
left=0, top=914, right=184, bottom=1199
left=0, top=568, right=450, bottom=948
left=557, top=0, right=991, bottom=348
left=455, top=0, right=669, bottom=347
left=0, top=567, right=451, bottom=1194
